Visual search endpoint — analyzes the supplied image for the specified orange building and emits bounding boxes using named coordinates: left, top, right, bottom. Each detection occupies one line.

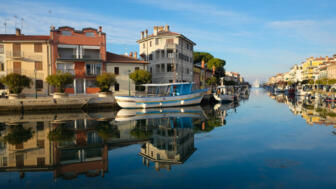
left=50, top=26, right=106, bottom=94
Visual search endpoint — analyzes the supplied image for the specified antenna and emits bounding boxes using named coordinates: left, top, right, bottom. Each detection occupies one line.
left=14, top=15, right=18, bottom=29
left=3, top=21, right=7, bottom=34
left=21, top=18, right=24, bottom=31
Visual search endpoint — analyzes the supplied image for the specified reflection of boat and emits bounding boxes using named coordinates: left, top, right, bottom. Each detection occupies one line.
left=115, top=83, right=207, bottom=109
left=115, top=106, right=205, bottom=122
left=214, top=102, right=235, bottom=111
left=213, top=86, right=235, bottom=102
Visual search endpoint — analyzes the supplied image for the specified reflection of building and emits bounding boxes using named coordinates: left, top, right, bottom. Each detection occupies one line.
left=0, top=122, right=54, bottom=172
left=139, top=117, right=196, bottom=171
left=52, top=120, right=108, bottom=179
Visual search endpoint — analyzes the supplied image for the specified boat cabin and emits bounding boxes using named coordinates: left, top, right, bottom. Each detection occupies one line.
left=142, top=83, right=194, bottom=97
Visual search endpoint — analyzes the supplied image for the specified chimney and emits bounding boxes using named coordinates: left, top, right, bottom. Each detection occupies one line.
left=153, top=26, right=158, bottom=36
left=15, top=28, right=21, bottom=36
left=50, top=25, right=55, bottom=31
left=145, top=29, right=148, bottom=37
left=129, top=52, right=133, bottom=57
left=141, top=31, right=144, bottom=39
left=158, top=26, right=164, bottom=32
left=201, top=60, right=205, bottom=69
left=133, top=51, right=137, bottom=59
left=165, top=25, right=170, bottom=31
left=99, top=26, right=102, bottom=32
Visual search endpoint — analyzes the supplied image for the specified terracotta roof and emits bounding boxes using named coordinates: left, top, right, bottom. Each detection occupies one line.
left=106, top=52, right=149, bottom=64
left=0, top=34, right=49, bottom=41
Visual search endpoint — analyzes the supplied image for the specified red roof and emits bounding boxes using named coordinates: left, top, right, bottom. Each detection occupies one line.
left=0, top=34, right=49, bottom=41
left=106, top=52, right=149, bottom=64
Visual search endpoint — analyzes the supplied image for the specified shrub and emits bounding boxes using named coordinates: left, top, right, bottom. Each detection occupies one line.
left=46, top=72, right=74, bottom=93
left=129, top=70, right=151, bottom=91
left=0, top=73, right=31, bottom=94
left=4, top=125, right=33, bottom=145
left=48, top=124, right=74, bottom=142
left=96, top=73, right=116, bottom=92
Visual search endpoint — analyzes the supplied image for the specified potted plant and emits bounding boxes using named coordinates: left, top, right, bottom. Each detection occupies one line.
left=46, top=72, right=74, bottom=98
left=96, top=73, right=116, bottom=97
left=0, top=73, right=32, bottom=99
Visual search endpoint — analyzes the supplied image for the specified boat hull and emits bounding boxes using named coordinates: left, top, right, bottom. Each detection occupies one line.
left=115, top=91, right=204, bottom=109
left=213, top=93, right=235, bottom=102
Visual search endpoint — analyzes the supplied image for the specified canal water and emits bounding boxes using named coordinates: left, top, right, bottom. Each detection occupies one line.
left=1, top=88, right=336, bottom=188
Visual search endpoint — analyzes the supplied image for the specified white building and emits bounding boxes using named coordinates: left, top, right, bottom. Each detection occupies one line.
left=137, top=25, right=196, bottom=83
left=105, top=52, right=149, bottom=95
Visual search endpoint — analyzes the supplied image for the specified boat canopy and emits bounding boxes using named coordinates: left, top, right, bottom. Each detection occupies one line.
left=142, top=82, right=194, bottom=96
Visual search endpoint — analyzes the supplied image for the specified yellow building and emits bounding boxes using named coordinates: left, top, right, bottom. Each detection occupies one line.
left=0, top=29, right=51, bottom=97
left=301, top=56, right=328, bottom=81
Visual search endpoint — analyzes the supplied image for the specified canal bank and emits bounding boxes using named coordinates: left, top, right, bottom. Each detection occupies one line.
left=0, top=96, right=118, bottom=113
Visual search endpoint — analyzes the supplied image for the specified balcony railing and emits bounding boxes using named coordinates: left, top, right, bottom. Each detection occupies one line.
left=58, top=54, right=101, bottom=60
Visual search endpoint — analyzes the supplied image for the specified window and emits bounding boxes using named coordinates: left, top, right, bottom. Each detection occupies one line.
left=13, top=43, right=21, bottom=57
left=57, top=63, right=74, bottom=74
left=167, top=63, right=172, bottom=72
left=34, top=43, right=42, bottom=52
left=161, top=64, right=165, bottom=72
left=37, top=140, right=44, bottom=148
left=37, top=122, right=44, bottom=130
left=35, top=61, right=43, bottom=71
left=61, top=31, right=71, bottom=36
left=0, top=62, right=4, bottom=71
left=13, top=61, right=21, bottom=74
left=36, top=80, right=43, bottom=90
left=115, top=83, right=119, bottom=91
left=150, top=41, right=152, bottom=47
left=0, top=45, right=3, bottom=54
left=156, top=64, right=160, bottom=72
left=86, top=79, right=97, bottom=87
left=150, top=67, right=152, bottom=73
left=143, top=43, right=145, bottom=48
left=166, top=38, right=174, bottom=44
left=114, top=67, right=119, bottom=75
left=86, top=64, right=101, bottom=75
left=149, top=54, right=153, bottom=60
left=155, top=38, right=159, bottom=45
left=135, top=67, right=139, bottom=71
left=161, top=50, right=165, bottom=58
left=37, top=157, right=45, bottom=167
left=85, top=32, right=95, bottom=37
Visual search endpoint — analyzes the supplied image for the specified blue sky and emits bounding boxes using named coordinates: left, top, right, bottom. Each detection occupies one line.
left=1, top=0, right=336, bottom=82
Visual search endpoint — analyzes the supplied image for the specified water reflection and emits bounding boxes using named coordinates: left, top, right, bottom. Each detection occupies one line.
left=267, top=91, right=336, bottom=128
left=0, top=102, right=243, bottom=182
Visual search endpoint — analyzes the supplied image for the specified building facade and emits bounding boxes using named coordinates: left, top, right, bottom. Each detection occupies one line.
left=137, top=25, right=195, bottom=83
left=105, top=52, right=149, bottom=95
left=50, top=26, right=106, bottom=94
left=0, top=29, right=51, bottom=96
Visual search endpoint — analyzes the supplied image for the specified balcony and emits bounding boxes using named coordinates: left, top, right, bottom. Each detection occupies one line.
left=57, top=54, right=101, bottom=61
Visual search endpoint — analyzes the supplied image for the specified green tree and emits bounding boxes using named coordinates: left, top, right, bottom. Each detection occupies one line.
left=48, top=124, right=74, bottom=142
left=207, top=58, right=226, bottom=70
left=0, top=73, right=31, bottom=94
left=46, top=72, right=74, bottom=93
left=4, top=125, right=33, bottom=145
left=193, top=52, right=214, bottom=64
left=129, top=70, right=151, bottom=91
left=96, top=73, right=116, bottom=92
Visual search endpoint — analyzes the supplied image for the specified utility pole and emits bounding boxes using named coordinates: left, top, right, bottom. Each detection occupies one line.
left=128, top=70, right=131, bottom=96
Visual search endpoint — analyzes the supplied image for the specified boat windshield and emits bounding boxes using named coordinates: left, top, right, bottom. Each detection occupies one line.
left=137, top=83, right=194, bottom=97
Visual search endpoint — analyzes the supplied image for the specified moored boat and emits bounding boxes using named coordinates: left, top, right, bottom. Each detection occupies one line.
left=115, top=83, right=207, bottom=109
left=213, top=86, right=236, bottom=102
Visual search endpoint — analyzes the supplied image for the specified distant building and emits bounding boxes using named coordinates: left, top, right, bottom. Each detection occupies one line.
left=193, top=60, right=212, bottom=89
left=50, top=26, right=106, bottom=94
left=105, top=52, right=149, bottom=95
left=0, top=28, right=51, bottom=96
left=137, top=25, right=195, bottom=83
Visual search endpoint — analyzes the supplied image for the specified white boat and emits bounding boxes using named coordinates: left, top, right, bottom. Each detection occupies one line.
left=115, top=83, right=207, bottom=109
left=213, top=86, right=236, bottom=102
